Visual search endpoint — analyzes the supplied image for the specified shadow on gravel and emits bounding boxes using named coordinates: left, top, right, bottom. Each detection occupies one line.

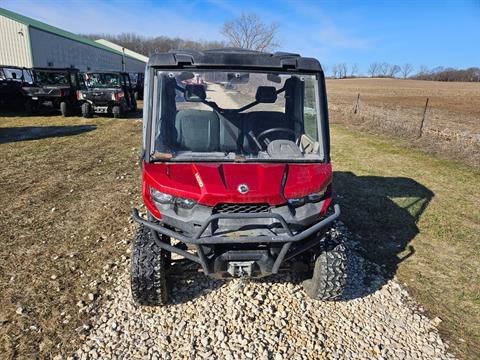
left=334, top=171, right=434, bottom=292
left=161, top=172, right=434, bottom=304
left=0, top=125, right=97, bottom=144
left=166, top=260, right=226, bottom=304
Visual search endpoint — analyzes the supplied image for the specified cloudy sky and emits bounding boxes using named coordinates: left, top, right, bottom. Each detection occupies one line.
left=2, top=0, right=479, bottom=74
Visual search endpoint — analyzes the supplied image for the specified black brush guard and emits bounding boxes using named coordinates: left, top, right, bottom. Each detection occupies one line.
left=132, top=204, right=340, bottom=276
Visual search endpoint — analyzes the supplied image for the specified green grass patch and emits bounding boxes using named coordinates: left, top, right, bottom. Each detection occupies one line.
left=331, top=124, right=480, bottom=359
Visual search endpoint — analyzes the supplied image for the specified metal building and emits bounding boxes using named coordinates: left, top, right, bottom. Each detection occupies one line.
left=0, top=7, right=146, bottom=72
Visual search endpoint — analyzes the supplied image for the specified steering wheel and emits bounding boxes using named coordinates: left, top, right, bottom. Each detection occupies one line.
left=257, top=128, right=296, bottom=148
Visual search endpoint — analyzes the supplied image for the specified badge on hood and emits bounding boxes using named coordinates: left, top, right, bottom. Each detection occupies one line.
left=237, top=184, right=249, bottom=194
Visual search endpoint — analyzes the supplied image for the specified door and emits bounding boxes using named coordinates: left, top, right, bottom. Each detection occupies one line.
left=121, top=74, right=132, bottom=108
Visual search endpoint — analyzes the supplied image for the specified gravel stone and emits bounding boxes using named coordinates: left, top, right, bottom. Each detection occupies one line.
left=74, top=224, right=455, bottom=359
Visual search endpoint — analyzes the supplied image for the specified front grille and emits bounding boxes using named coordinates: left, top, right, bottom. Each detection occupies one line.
left=214, top=203, right=271, bottom=214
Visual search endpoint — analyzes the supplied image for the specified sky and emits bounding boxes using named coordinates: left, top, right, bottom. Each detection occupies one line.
left=1, top=0, right=479, bottom=75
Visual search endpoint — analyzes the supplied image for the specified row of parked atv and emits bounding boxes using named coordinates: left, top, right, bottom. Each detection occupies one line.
left=0, top=65, right=144, bottom=118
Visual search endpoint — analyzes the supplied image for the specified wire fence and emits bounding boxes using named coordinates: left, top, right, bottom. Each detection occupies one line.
left=329, top=94, right=480, bottom=167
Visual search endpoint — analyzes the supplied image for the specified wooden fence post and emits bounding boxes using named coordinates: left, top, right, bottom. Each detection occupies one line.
left=418, top=97, right=429, bottom=138
left=353, top=93, right=360, bottom=114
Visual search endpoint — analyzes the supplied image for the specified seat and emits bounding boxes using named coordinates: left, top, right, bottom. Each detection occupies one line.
left=242, top=111, right=290, bottom=153
left=218, top=112, right=242, bottom=153
left=175, top=109, right=220, bottom=152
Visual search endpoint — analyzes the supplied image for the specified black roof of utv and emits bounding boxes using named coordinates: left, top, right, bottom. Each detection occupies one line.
left=148, top=48, right=322, bottom=72
left=33, top=67, right=79, bottom=72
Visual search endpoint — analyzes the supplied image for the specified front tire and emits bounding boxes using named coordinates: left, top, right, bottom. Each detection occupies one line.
left=303, top=231, right=347, bottom=301
left=131, top=224, right=169, bottom=306
left=81, top=102, right=93, bottom=118
left=60, top=101, right=71, bottom=117
left=112, top=105, right=122, bottom=118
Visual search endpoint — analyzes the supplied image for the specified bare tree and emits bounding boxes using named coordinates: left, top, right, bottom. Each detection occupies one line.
left=400, top=63, right=414, bottom=79
left=367, top=62, right=379, bottom=77
left=418, top=65, right=430, bottom=75
left=387, top=64, right=401, bottom=78
left=338, top=63, right=348, bottom=78
left=331, top=65, right=339, bottom=79
left=378, top=62, right=389, bottom=77
left=221, top=12, right=279, bottom=51
left=350, top=63, right=359, bottom=77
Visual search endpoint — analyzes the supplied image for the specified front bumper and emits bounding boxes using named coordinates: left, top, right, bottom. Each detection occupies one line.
left=132, top=204, right=340, bottom=276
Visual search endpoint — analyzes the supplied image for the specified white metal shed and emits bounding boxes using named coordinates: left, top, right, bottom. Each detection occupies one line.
left=0, top=7, right=146, bottom=72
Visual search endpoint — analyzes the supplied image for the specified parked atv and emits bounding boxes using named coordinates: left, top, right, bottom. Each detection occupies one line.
left=0, top=65, right=30, bottom=110
left=22, top=68, right=85, bottom=116
left=131, top=49, right=346, bottom=306
left=78, top=72, right=137, bottom=118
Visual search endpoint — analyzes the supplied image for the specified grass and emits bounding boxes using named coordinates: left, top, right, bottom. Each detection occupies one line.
left=331, top=124, right=479, bottom=359
left=0, top=109, right=478, bottom=359
left=0, top=111, right=142, bottom=359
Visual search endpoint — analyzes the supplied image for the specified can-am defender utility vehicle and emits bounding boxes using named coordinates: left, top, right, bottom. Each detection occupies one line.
left=132, top=49, right=346, bottom=305
left=23, top=68, right=85, bottom=116
left=0, top=65, right=31, bottom=110
left=78, top=72, right=137, bottom=118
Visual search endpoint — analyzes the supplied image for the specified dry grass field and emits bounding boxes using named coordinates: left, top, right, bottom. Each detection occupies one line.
left=0, top=110, right=143, bottom=359
left=327, top=78, right=480, bottom=167
left=0, top=93, right=479, bottom=359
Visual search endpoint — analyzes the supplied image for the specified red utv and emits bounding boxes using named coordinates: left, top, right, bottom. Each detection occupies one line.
left=132, top=49, right=346, bottom=305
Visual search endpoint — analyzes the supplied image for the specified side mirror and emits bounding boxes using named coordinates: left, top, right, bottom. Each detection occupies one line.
left=267, top=73, right=281, bottom=83
left=227, top=73, right=249, bottom=84
left=184, top=84, right=206, bottom=102
left=178, top=72, right=195, bottom=81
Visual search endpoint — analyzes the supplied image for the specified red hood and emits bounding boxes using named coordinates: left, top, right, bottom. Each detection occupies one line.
left=143, top=162, right=332, bottom=207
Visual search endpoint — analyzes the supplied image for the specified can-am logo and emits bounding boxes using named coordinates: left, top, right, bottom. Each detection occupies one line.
left=237, top=184, right=249, bottom=194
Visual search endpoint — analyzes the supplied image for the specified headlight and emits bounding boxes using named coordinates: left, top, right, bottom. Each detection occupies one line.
left=175, top=198, right=196, bottom=209
left=149, top=187, right=196, bottom=208
left=307, top=189, right=326, bottom=203
left=288, top=198, right=305, bottom=207
left=113, top=91, right=125, bottom=101
left=150, top=188, right=174, bottom=204
left=288, top=188, right=328, bottom=207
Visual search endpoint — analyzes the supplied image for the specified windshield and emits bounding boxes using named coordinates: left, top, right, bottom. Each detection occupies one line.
left=0, top=67, right=31, bottom=82
left=33, top=71, right=69, bottom=86
left=129, top=73, right=138, bottom=85
left=85, top=73, right=121, bottom=88
left=151, top=70, right=322, bottom=162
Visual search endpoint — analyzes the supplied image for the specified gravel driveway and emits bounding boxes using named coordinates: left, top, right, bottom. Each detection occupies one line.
left=74, top=224, right=455, bottom=360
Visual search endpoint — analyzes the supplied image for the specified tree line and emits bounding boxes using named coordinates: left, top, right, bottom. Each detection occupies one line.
left=83, top=32, right=227, bottom=56
left=330, top=62, right=480, bottom=82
